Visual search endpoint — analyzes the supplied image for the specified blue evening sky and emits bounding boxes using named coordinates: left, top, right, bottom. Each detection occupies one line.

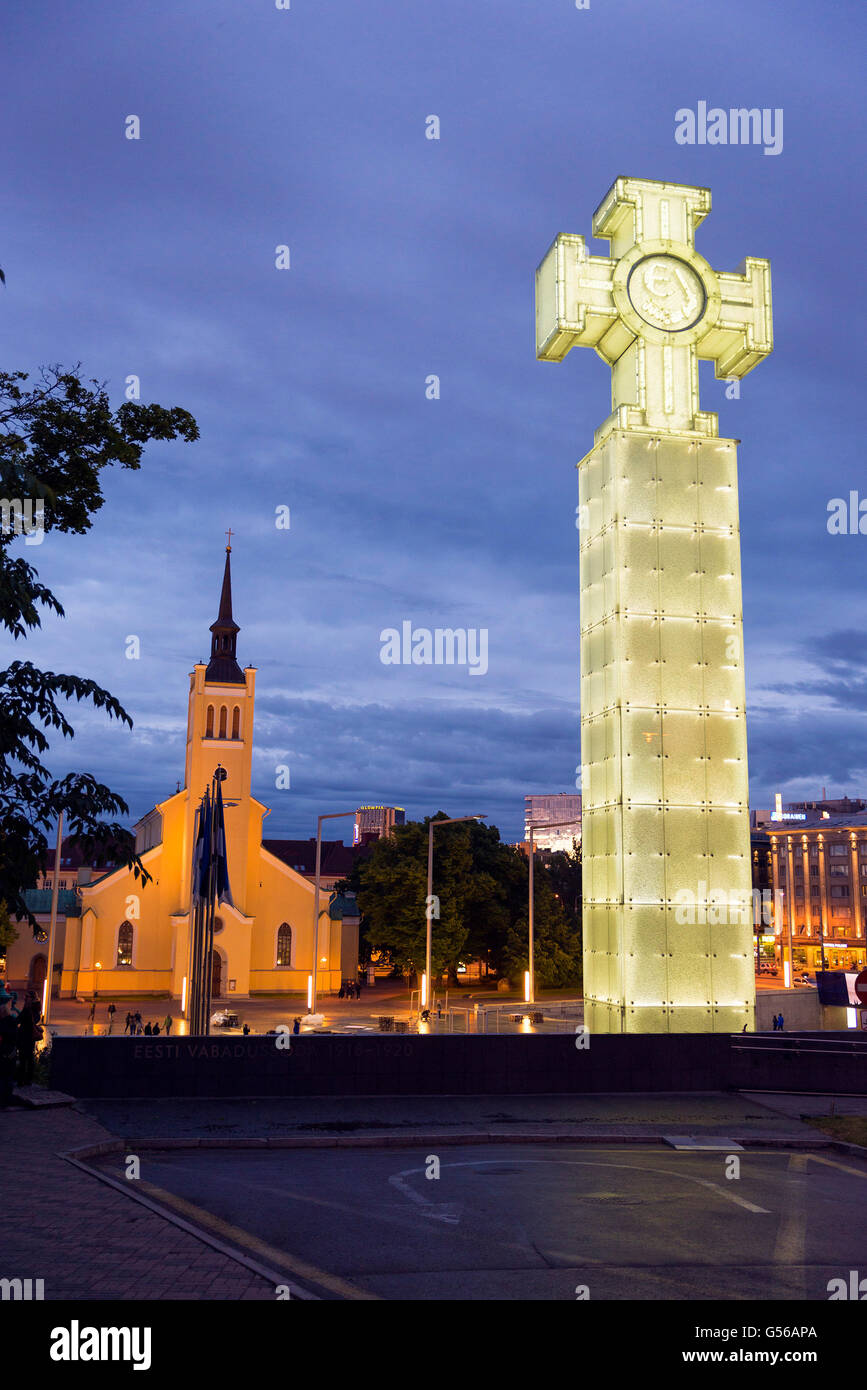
left=2, top=0, right=864, bottom=844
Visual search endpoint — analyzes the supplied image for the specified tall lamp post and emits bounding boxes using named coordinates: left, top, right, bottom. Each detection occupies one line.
left=42, top=811, right=64, bottom=1025
left=310, top=810, right=357, bottom=1016
left=527, top=820, right=580, bottom=1004
left=424, top=814, right=486, bottom=1009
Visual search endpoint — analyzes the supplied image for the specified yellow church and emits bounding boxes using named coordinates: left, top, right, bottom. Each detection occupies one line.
left=57, top=546, right=359, bottom=1004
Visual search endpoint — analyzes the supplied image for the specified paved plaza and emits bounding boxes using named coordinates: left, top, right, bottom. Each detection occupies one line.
left=41, top=974, right=812, bottom=1041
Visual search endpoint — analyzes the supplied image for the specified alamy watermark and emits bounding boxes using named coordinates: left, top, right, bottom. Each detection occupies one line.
left=380, top=622, right=488, bottom=676
left=827, top=492, right=867, bottom=534
left=1, top=498, right=44, bottom=545
left=675, top=103, right=783, bottom=156
left=674, top=884, right=782, bottom=927
left=1, top=1277, right=44, bottom=1300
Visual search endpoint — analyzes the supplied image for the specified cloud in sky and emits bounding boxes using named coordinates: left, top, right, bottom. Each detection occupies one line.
left=1, top=0, right=863, bottom=841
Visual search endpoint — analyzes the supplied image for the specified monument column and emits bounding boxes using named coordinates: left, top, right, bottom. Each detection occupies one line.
left=536, top=177, right=773, bottom=1032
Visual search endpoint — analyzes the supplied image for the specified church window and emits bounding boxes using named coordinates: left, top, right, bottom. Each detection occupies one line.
left=276, top=923, right=292, bottom=966
left=232, top=705, right=241, bottom=739
left=117, top=920, right=134, bottom=967
left=219, top=706, right=228, bottom=739
left=206, top=705, right=215, bottom=738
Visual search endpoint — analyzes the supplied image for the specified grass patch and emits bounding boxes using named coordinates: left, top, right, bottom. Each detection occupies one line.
left=804, top=1115, right=867, bottom=1148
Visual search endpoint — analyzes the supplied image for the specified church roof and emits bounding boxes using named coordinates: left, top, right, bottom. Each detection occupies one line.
left=44, top=837, right=124, bottom=873
left=22, top=888, right=81, bottom=918
left=328, top=892, right=361, bottom=920
left=263, top=838, right=359, bottom=878
left=205, top=545, right=246, bottom=685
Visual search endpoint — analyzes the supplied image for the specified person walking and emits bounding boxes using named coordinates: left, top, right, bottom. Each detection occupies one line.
left=134, top=1010, right=142, bottom=1035
left=292, top=1016, right=301, bottom=1035
left=164, top=1015, right=172, bottom=1036
left=87, top=999, right=96, bottom=1034
left=355, top=979, right=362, bottom=1000
left=16, top=998, right=42, bottom=1087
left=338, top=984, right=345, bottom=1000
left=107, top=1002, right=116, bottom=1035
left=124, top=1011, right=132, bottom=1035
left=778, top=1013, right=785, bottom=1031
left=0, top=987, right=18, bottom=1109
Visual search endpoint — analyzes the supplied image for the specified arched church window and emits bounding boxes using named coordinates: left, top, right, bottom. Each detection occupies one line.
left=232, top=705, right=240, bottom=739
left=219, top=706, right=227, bottom=739
left=206, top=705, right=215, bottom=738
left=117, top=920, right=134, bottom=968
left=276, top=923, right=292, bottom=967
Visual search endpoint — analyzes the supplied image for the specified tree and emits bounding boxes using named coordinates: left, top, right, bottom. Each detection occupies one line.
left=0, top=365, right=199, bottom=929
left=0, top=899, right=18, bottom=957
left=544, top=845, right=582, bottom=929
left=338, top=815, right=582, bottom=989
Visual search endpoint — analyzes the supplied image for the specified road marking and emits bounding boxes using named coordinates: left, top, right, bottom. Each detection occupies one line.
left=807, top=1153, right=867, bottom=1179
left=663, top=1136, right=743, bottom=1151
left=772, top=1154, right=807, bottom=1298
left=684, top=1176, right=770, bottom=1214
left=388, top=1169, right=463, bottom=1223
left=389, top=1156, right=772, bottom=1217
left=137, top=1179, right=380, bottom=1300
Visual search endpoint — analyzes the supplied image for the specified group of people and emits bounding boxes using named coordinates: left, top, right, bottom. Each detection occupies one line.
left=0, top=982, right=44, bottom=1107
left=122, top=1010, right=173, bottom=1037
left=83, top=1002, right=174, bottom=1037
left=338, top=980, right=363, bottom=1000
left=772, top=1013, right=786, bottom=1031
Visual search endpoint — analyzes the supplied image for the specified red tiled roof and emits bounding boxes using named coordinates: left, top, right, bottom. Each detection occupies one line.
left=262, top=838, right=360, bottom=877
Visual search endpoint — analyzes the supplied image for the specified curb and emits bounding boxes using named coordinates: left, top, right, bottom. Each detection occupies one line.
left=59, top=1147, right=319, bottom=1299
left=63, top=1130, right=865, bottom=1155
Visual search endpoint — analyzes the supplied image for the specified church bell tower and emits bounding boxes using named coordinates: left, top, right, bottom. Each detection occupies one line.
left=183, top=543, right=257, bottom=842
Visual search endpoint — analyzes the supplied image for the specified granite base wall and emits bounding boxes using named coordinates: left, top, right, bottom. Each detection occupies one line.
left=48, top=1030, right=866, bottom=1099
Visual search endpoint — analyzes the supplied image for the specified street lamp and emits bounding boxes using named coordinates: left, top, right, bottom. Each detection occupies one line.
left=527, top=821, right=580, bottom=1004
left=425, top=814, right=486, bottom=1009
left=310, top=810, right=356, bottom=1016
left=42, top=811, right=64, bottom=1027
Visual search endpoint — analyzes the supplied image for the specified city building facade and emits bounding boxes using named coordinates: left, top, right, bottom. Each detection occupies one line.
left=524, top=793, right=582, bottom=853
left=770, top=812, right=867, bottom=974
left=353, top=805, right=405, bottom=843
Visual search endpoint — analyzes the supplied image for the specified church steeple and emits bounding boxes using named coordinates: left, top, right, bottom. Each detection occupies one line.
left=205, top=542, right=245, bottom=685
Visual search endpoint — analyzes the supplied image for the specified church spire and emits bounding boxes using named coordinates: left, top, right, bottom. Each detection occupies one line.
left=205, top=541, right=245, bottom=685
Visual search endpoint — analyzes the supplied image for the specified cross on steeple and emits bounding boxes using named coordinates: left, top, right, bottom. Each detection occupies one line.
left=535, top=176, right=772, bottom=441
left=205, top=543, right=245, bottom=686
left=225, top=528, right=234, bottom=551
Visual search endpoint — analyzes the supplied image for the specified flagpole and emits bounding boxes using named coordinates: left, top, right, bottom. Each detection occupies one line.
left=191, top=790, right=210, bottom=1035
left=187, top=803, right=201, bottom=1033
left=204, top=784, right=216, bottom=1037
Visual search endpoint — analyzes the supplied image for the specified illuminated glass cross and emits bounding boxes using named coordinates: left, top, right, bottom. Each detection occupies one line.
left=536, top=176, right=773, bottom=438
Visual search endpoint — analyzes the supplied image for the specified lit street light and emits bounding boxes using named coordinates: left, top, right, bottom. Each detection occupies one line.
left=424, top=814, right=486, bottom=1011
left=310, top=810, right=356, bottom=1016
left=527, top=821, right=580, bottom=1003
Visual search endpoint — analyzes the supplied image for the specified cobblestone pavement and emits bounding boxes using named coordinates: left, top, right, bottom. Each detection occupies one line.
left=0, top=1106, right=275, bottom=1300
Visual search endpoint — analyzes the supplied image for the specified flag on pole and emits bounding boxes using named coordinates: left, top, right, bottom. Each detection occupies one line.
left=193, top=789, right=212, bottom=904
left=213, top=778, right=234, bottom=908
